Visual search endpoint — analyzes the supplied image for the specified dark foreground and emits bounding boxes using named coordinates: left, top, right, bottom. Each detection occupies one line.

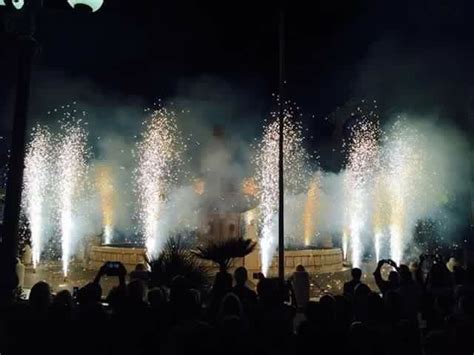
left=1, top=256, right=473, bottom=355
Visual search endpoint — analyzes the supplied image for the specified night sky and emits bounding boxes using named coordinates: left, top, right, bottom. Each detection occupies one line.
left=0, top=0, right=473, bottom=165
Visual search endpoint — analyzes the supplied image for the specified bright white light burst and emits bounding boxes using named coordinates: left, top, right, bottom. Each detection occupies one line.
left=255, top=103, right=309, bottom=276
left=22, top=125, right=54, bottom=268
left=57, top=120, right=88, bottom=277
left=136, top=108, right=184, bottom=258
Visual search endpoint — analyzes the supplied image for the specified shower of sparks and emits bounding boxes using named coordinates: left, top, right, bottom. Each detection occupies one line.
left=383, top=120, right=423, bottom=265
left=303, top=175, right=321, bottom=246
left=255, top=102, right=309, bottom=276
left=372, top=173, right=389, bottom=261
left=57, top=119, right=88, bottom=277
left=96, top=165, right=115, bottom=244
left=342, top=227, right=349, bottom=261
left=22, top=125, right=54, bottom=268
left=136, top=107, right=184, bottom=258
left=345, top=116, right=380, bottom=267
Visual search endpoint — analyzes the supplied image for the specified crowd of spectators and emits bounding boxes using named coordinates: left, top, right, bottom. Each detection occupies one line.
left=1, top=254, right=473, bottom=355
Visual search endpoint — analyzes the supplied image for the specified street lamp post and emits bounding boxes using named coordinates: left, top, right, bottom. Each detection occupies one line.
left=0, top=0, right=103, bottom=305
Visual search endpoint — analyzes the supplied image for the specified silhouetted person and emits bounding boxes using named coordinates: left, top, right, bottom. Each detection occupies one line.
left=123, top=279, right=150, bottom=320
left=366, top=291, right=384, bottom=323
left=384, top=290, right=403, bottom=323
left=49, top=290, right=74, bottom=355
left=454, top=264, right=474, bottom=302
left=255, top=278, right=295, bottom=355
left=50, top=289, right=73, bottom=321
left=208, top=270, right=232, bottom=322
left=319, top=294, right=337, bottom=322
left=129, top=263, right=150, bottom=283
left=344, top=268, right=363, bottom=298
left=147, top=287, right=171, bottom=335
left=289, top=264, right=310, bottom=310
left=353, top=283, right=371, bottom=321
left=217, top=314, right=252, bottom=355
left=28, top=281, right=51, bottom=320
left=22, top=282, right=51, bottom=355
left=217, top=292, right=244, bottom=322
left=397, top=264, right=422, bottom=321
left=232, top=266, right=257, bottom=312
left=76, top=282, right=106, bottom=320
left=117, top=280, right=151, bottom=355
left=166, top=288, right=216, bottom=355
left=426, top=261, right=451, bottom=298
left=374, top=259, right=400, bottom=294
left=148, top=286, right=166, bottom=309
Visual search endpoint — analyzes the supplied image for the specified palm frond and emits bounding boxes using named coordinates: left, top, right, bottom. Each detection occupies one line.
left=192, top=237, right=257, bottom=271
left=149, top=236, right=210, bottom=291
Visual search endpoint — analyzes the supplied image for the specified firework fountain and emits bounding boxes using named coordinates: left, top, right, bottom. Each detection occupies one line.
left=372, top=173, right=388, bottom=262
left=136, top=108, right=184, bottom=259
left=255, top=104, right=309, bottom=276
left=383, top=120, right=424, bottom=264
left=22, top=125, right=55, bottom=268
left=95, top=164, right=116, bottom=244
left=303, top=174, right=321, bottom=246
left=57, top=120, right=88, bottom=277
left=345, top=118, right=380, bottom=267
left=18, top=98, right=467, bottom=281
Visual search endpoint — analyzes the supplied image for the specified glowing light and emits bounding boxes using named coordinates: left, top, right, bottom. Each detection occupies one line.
left=303, top=176, right=320, bottom=246
left=136, top=107, right=184, bottom=258
left=242, top=177, right=258, bottom=196
left=193, top=179, right=205, bottom=195
left=342, top=228, right=349, bottom=261
left=383, top=120, right=423, bottom=264
left=345, top=118, right=380, bottom=267
left=96, top=165, right=115, bottom=244
left=57, top=120, right=88, bottom=277
left=372, top=174, right=388, bottom=261
left=22, top=125, right=54, bottom=268
left=12, top=0, right=24, bottom=10
left=67, top=0, right=104, bottom=12
left=255, top=103, right=309, bottom=276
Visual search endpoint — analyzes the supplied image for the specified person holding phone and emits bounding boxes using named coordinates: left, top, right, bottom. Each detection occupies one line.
left=373, top=259, right=400, bottom=295
left=89, top=261, right=128, bottom=315
left=93, top=261, right=127, bottom=287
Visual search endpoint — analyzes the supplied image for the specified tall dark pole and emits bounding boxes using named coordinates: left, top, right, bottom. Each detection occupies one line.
left=469, top=93, right=474, bottom=251
left=0, top=35, right=36, bottom=304
left=278, top=6, right=285, bottom=283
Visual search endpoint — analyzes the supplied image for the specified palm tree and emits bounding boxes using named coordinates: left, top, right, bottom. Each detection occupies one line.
left=192, top=237, right=257, bottom=272
left=149, top=236, right=210, bottom=291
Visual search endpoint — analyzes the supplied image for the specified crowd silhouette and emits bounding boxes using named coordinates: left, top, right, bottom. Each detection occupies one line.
left=1, top=254, right=474, bottom=355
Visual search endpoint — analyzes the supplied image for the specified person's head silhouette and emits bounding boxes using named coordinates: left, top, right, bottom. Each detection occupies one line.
left=148, top=287, right=166, bottom=308
left=296, top=264, right=306, bottom=272
left=78, top=282, right=102, bottom=306
left=128, top=279, right=147, bottom=303
left=213, top=270, right=233, bottom=295
left=257, top=278, right=278, bottom=305
left=219, top=292, right=243, bottom=320
left=351, top=268, right=362, bottom=281
left=399, top=265, right=412, bottom=283
left=388, top=270, right=400, bottom=285
left=53, top=289, right=73, bottom=308
left=234, top=267, right=248, bottom=287
left=29, top=281, right=51, bottom=314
